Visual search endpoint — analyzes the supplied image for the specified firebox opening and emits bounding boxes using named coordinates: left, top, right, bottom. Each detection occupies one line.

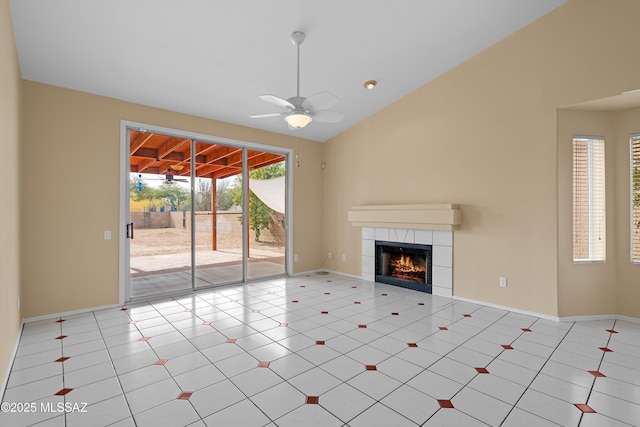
left=375, top=241, right=432, bottom=293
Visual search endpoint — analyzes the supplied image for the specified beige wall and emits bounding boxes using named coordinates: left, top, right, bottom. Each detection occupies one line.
left=0, top=0, right=22, bottom=384
left=612, top=108, right=640, bottom=316
left=557, top=110, right=618, bottom=316
left=322, top=0, right=640, bottom=317
left=21, top=81, right=323, bottom=318
left=557, top=107, right=640, bottom=317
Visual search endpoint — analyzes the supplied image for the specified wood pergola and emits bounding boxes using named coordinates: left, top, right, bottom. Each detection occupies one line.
left=129, top=130, right=286, bottom=252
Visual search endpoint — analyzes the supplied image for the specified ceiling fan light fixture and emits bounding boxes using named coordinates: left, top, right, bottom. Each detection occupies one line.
left=284, top=113, right=312, bottom=129
left=364, top=80, right=377, bottom=90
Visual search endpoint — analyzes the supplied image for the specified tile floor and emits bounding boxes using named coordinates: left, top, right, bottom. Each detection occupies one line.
left=2, top=273, right=640, bottom=426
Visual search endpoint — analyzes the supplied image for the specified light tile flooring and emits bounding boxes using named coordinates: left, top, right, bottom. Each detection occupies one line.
left=2, top=273, right=640, bottom=426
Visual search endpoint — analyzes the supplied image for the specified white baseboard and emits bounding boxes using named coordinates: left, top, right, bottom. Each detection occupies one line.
left=452, top=296, right=561, bottom=322
left=22, top=303, right=122, bottom=324
left=2, top=323, right=24, bottom=399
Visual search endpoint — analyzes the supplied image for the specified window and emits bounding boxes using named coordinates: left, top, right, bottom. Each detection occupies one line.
left=631, top=134, right=640, bottom=263
left=573, top=136, right=606, bottom=262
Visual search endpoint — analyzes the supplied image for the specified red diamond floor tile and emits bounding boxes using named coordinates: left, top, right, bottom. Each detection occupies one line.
left=438, top=400, right=454, bottom=409
left=574, top=403, right=596, bottom=413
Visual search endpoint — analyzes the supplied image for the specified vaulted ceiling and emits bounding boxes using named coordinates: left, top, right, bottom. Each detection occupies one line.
left=11, top=0, right=567, bottom=142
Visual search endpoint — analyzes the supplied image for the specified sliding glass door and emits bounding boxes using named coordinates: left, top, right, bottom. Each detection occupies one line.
left=125, top=126, right=289, bottom=300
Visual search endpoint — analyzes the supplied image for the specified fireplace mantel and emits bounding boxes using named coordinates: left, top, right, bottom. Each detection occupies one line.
left=348, top=203, right=461, bottom=231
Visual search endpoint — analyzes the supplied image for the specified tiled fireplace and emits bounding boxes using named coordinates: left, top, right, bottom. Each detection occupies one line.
left=348, top=204, right=460, bottom=298
left=362, top=227, right=452, bottom=297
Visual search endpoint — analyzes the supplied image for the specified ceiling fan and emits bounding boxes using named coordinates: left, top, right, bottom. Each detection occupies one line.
left=250, top=31, right=345, bottom=130
left=147, top=167, right=189, bottom=184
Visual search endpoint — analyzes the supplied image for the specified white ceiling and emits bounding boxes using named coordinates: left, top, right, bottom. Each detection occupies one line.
left=10, top=0, right=567, bottom=142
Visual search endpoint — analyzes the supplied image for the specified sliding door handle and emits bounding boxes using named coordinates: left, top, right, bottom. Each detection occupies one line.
left=126, top=222, right=134, bottom=239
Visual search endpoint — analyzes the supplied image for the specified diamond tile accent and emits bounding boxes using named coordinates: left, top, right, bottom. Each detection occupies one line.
left=185, top=309, right=192, bottom=312
left=55, top=335, right=67, bottom=340
left=8, top=274, right=640, bottom=427
left=292, top=300, right=299, bottom=303
left=120, top=308, right=128, bottom=311
left=574, top=403, right=596, bottom=413
left=381, top=293, right=388, bottom=296
left=55, top=388, right=73, bottom=396
left=438, top=399, right=454, bottom=409
left=599, top=347, right=613, bottom=352
left=252, top=309, right=260, bottom=313
left=463, top=314, right=471, bottom=317
left=321, top=311, right=329, bottom=314
left=139, top=337, right=151, bottom=342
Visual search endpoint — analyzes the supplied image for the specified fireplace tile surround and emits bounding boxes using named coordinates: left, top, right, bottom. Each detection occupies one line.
left=361, top=227, right=453, bottom=297
left=349, top=204, right=459, bottom=297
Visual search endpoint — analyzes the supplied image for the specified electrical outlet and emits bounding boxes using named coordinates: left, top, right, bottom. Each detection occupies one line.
left=104, top=230, right=112, bottom=240
left=327, top=252, right=332, bottom=260
left=499, top=277, right=507, bottom=288
left=341, top=254, right=346, bottom=262
left=294, top=254, right=299, bottom=262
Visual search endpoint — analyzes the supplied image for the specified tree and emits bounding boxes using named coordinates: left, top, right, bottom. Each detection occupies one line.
left=130, top=174, right=159, bottom=209
left=231, top=162, right=285, bottom=241
left=157, top=184, right=190, bottom=211
left=216, top=179, right=234, bottom=211
left=196, top=179, right=212, bottom=211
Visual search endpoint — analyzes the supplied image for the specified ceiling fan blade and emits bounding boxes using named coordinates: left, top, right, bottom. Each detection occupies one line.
left=303, top=92, right=338, bottom=111
left=258, top=94, right=295, bottom=110
left=313, top=110, right=345, bottom=123
left=250, top=112, right=288, bottom=119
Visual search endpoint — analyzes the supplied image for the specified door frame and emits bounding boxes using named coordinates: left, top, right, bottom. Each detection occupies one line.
left=119, top=120, right=294, bottom=304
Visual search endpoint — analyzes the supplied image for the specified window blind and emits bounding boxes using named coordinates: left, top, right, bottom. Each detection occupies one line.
left=631, top=134, right=640, bottom=262
left=573, top=136, right=605, bottom=262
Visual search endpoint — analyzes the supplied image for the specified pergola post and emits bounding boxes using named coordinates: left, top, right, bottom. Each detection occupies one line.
left=211, top=178, right=217, bottom=251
